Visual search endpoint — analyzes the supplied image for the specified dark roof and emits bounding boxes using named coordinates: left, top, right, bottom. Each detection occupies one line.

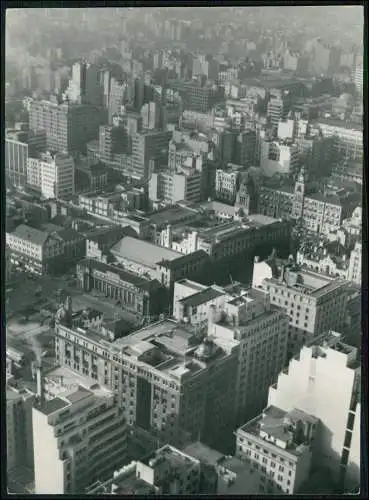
left=39, top=397, right=69, bottom=415
left=85, top=225, right=135, bottom=243
left=11, top=224, right=50, bottom=246
left=55, top=228, right=84, bottom=241
left=66, top=386, right=91, bottom=403
left=179, top=287, right=224, bottom=308
left=308, top=192, right=341, bottom=206
left=78, top=258, right=161, bottom=292
left=158, top=249, right=210, bottom=269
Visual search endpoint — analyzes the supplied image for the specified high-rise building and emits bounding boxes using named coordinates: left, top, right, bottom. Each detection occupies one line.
left=131, top=130, right=172, bottom=180
left=267, top=98, right=284, bottom=134
left=352, top=53, right=363, bottom=95
left=29, top=100, right=103, bottom=154
left=215, top=165, right=242, bottom=204
left=32, top=366, right=128, bottom=494
left=5, top=135, right=28, bottom=187
left=173, top=280, right=289, bottom=424
left=347, top=242, right=361, bottom=286
left=26, top=151, right=75, bottom=199
left=170, top=80, right=224, bottom=113
left=6, top=385, right=35, bottom=472
left=54, top=317, right=238, bottom=451
left=141, top=101, right=160, bottom=130
left=268, top=331, right=360, bottom=490
left=65, top=61, right=103, bottom=107
left=252, top=256, right=349, bottom=359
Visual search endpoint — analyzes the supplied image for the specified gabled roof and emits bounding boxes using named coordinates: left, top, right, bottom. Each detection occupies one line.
left=11, top=224, right=50, bottom=246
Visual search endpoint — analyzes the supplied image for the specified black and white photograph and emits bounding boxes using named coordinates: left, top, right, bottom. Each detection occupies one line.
left=4, top=4, right=364, bottom=495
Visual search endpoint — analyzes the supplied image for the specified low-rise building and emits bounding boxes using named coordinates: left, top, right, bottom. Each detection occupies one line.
left=110, top=236, right=210, bottom=289
left=258, top=179, right=295, bottom=220
left=183, top=441, right=261, bottom=494
left=6, top=224, right=65, bottom=275
left=86, top=445, right=201, bottom=495
left=236, top=406, right=318, bottom=494
left=76, top=258, right=166, bottom=318
left=75, top=162, right=108, bottom=194
left=85, top=225, right=136, bottom=262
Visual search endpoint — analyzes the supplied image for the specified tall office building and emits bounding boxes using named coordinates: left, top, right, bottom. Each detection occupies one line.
left=141, top=101, right=160, bottom=130
left=32, top=367, right=128, bottom=494
left=267, top=98, right=284, bottom=135
left=352, top=53, right=363, bottom=95
left=268, top=331, right=360, bottom=490
left=5, top=135, right=29, bottom=187
left=54, top=314, right=238, bottom=452
left=131, top=130, right=172, bottom=180
left=252, top=256, right=349, bottom=358
left=173, top=280, right=289, bottom=425
left=29, top=100, right=103, bottom=154
left=27, top=151, right=75, bottom=199
left=65, top=61, right=103, bottom=107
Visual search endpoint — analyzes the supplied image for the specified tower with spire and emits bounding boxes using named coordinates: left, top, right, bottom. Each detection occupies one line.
left=234, top=179, right=250, bottom=220
left=292, top=165, right=306, bottom=220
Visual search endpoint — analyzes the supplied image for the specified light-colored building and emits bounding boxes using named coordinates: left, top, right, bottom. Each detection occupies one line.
left=347, top=242, right=361, bottom=286
left=236, top=406, right=318, bottom=494
left=260, top=139, right=299, bottom=177
left=6, top=224, right=65, bottom=275
left=27, top=151, right=75, bottom=199
left=33, top=367, right=128, bottom=494
left=267, top=97, right=284, bottom=132
left=268, top=331, right=360, bottom=490
left=252, top=256, right=349, bottom=358
left=316, top=118, right=363, bottom=162
left=215, top=165, right=243, bottom=203
left=7, top=385, right=35, bottom=472
left=149, top=169, right=203, bottom=205
left=110, top=236, right=209, bottom=289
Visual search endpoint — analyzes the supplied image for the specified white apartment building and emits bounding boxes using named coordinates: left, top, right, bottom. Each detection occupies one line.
left=32, top=366, right=128, bottom=494
left=252, top=258, right=349, bottom=358
left=268, top=331, right=361, bottom=490
left=7, top=385, right=35, bottom=472
left=260, top=139, right=299, bottom=177
left=149, top=169, right=203, bottom=205
left=347, top=242, right=361, bottom=286
left=27, top=151, right=75, bottom=199
left=236, top=406, right=318, bottom=494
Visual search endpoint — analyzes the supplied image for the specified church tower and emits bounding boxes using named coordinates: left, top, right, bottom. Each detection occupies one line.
left=292, top=165, right=306, bottom=220
left=234, top=181, right=250, bottom=220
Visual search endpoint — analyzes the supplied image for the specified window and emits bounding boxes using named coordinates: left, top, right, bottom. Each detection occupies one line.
left=279, top=465, right=284, bottom=472
left=277, top=474, right=283, bottom=482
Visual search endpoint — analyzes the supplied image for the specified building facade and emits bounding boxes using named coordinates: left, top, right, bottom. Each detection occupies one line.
left=268, top=331, right=360, bottom=490
left=347, top=242, right=361, bottom=286
left=5, top=136, right=28, bottom=188
left=33, top=372, right=128, bottom=494
left=252, top=257, right=349, bottom=358
left=76, top=258, right=165, bottom=318
left=236, top=406, right=318, bottom=494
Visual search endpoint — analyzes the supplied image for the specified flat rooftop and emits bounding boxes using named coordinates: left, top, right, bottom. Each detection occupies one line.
left=145, top=444, right=197, bottom=470
left=111, top=236, right=182, bottom=269
left=148, top=205, right=199, bottom=228
left=112, top=470, right=156, bottom=495
left=183, top=442, right=223, bottom=467
left=38, top=397, right=69, bottom=416
left=239, top=405, right=318, bottom=457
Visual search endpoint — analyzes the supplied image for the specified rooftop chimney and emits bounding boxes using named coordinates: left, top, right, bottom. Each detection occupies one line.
left=36, top=362, right=44, bottom=404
